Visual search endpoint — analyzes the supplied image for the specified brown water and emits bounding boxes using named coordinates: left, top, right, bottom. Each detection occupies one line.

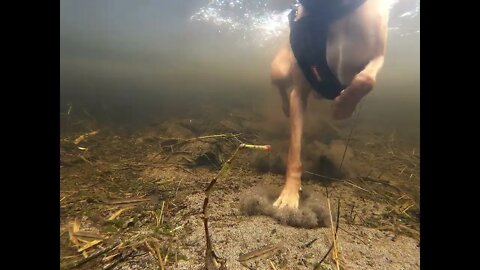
left=60, top=0, right=419, bottom=143
left=60, top=1, right=420, bottom=269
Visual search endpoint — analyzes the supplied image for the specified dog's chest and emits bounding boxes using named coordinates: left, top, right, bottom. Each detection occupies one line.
left=326, top=13, right=376, bottom=84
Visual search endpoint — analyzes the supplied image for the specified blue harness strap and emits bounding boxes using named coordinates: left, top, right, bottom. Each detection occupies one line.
left=289, top=0, right=367, bottom=100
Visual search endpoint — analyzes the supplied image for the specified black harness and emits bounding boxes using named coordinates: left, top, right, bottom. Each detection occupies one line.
left=289, top=0, right=367, bottom=100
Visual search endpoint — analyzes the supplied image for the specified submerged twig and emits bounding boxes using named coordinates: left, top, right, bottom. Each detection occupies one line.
left=238, top=244, right=280, bottom=266
left=314, top=243, right=334, bottom=270
left=107, top=207, right=132, bottom=221
left=304, top=170, right=376, bottom=195
left=159, top=201, right=165, bottom=225
left=79, top=155, right=93, bottom=166
left=268, top=259, right=278, bottom=270
left=314, top=191, right=341, bottom=269
left=327, top=196, right=341, bottom=270
left=155, top=243, right=166, bottom=270
left=78, top=239, right=103, bottom=252
left=101, top=197, right=151, bottom=205
left=74, top=130, right=100, bottom=145
left=66, top=242, right=120, bottom=270
left=202, top=142, right=272, bottom=270
left=102, top=250, right=135, bottom=270
left=302, top=238, right=318, bottom=248
left=338, top=226, right=368, bottom=245
left=159, top=133, right=242, bottom=149
left=339, top=100, right=363, bottom=171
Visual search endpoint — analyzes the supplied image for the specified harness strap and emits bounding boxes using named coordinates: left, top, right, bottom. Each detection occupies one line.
left=289, top=0, right=367, bottom=100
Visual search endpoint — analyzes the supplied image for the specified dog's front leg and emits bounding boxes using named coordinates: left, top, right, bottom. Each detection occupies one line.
left=331, top=55, right=385, bottom=120
left=273, top=87, right=306, bottom=209
left=331, top=7, right=388, bottom=120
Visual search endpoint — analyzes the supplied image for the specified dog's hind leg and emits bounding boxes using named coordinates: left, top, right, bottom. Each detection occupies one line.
left=271, top=44, right=294, bottom=117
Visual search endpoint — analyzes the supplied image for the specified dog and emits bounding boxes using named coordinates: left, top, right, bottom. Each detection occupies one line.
left=270, top=0, right=390, bottom=209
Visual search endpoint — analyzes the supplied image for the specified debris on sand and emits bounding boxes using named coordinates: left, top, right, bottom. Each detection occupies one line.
left=60, top=112, right=419, bottom=270
left=74, top=130, right=100, bottom=145
left=240, top=185, right=334, bottom=228
left=202, top=142, right=272, bottom=270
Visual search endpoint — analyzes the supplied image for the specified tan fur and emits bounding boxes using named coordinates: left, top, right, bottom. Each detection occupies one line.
left=271, top=0, right=390, bottom=209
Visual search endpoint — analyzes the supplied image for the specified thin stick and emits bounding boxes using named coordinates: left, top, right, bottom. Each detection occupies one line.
left=159, top=201, right=165, bottom=226
left=190, top=133, right=241, bottom=141
left=66, top=242, right=119, bottom=270
left=268, top=259, right=278, bottom=270
left=315, top=243, right=334, bottom=269
left=305, top=170, right=376, bottom=195
left=155, top=244, right=166, bottom=270
left=102, top=250, right=134, bottom=270
left=164, top=246, right=170, bottom=267
left=101, top=198, right=151, bottom=205
left=338, top=226, right=368, bottom=245
left=327, top=197, right=340, bottom=270
left=79, top=155, right=93, bottom=166
left=302, top=238, right=318, bottom=248
left=315, top=194, right=341, bottom=269
left=238, top=244, right=280, bottom=263
left=175, top=234, right=179, bottom=267
left=203, top=142, right=271, bottom=269
left=174, top=177, right=184, bottom=200
left=339, top=100, right=363, bottom=171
